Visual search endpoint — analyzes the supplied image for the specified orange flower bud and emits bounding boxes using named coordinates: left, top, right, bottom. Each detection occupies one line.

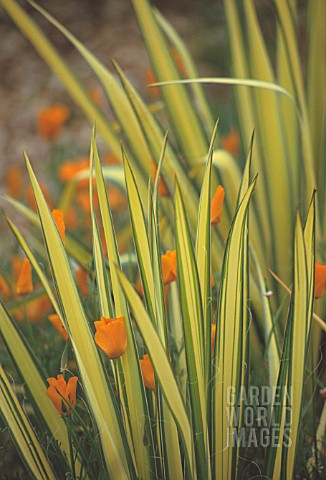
left=221, top=128, right=240, bottom=157
left=161, top=250, right=177, bottom=285
left=210, top=185, right=225, bottom=226
left=94, top=316, right=128, bottom=359
left=51, top=209, right=65, bottom=242
left=76, top=267, right=89, bottom=296
left=37, top=104, right=70, bottom=140
left=140, top=354, right=155, bottom=391
left=46, top=374, right=78, bottom=415
left=16, top=258, right=33, bottom=296
left=0, top=275, right=11, bottom=299
left=315, top=263, right=326, bottom=299
left=48, top=314, right=69, bottom=342
left=5, top=166, right=23, bottom=198
left=211, top=324, right=217, bottom=358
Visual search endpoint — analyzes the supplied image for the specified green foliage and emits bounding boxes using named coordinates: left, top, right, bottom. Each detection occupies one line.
left=0, top=0, right=324, bottom=478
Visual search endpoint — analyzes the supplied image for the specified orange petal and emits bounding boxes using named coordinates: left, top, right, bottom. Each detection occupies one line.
left=46, top=374, right=77, bottom=415
left=57, top=158, right=89, bottom=184
left=46, top=374, right=67, bottom=415
left=16, top=258, right=33, bottom=296
left=0, top=275, right=11, bottom=299
left=94, top=316, right=127, bottom=359
left=108, top=186, right=128, bottom=211
left=65, top=376, right=78, bottom=410
left=151, top=160, right=169, bottom=197
left=210, top=185, right=225, bottom=226
left=211, top=324, right=217, bottom=358
left=48, top=314, right=69, bottom=342
left=221, top=128, right=240, bottom=157
left=315, top=263, right=326, bottom=299
left=145, top=68, right=160, bottom=98
left=52, top=209, right=65, bottom=242
left=37, top=104, right=70, bottom=140
left=76, top=267, right=89, bottom=296
left=161, top=250, right=177, bottom=285
left=140, top=354, right=155, bottom=391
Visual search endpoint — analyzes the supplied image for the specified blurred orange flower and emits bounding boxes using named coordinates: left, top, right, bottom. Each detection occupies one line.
left=76, top=267, right=89, bottom=296
left=108, top=186, right=128, bottom=211
left=57, top=158, right=89, bottom=184
left=210, top=185, right=225, bottom=226
left=94, top=316, right=128, bottom=359
left=221, top=128, right=240, bottom=157
left=88, top=86, right=103, bottom=107
left=162, top=250, right=177, bottom=285
left=37, top=104, right=70, bottom=140
left=48, top=314, right=69, bottom=342
left=16, top=258, right=33, bottom=296
left=140, top=354, right=155, bottom=391
left=151, top=160, right=169, bottom=197
left=5, top=166, right=23, bottom=198
left=46, top=374, right=78, bottom=415
left=12, top=256, right=23, bottom=282
left=104, top=153, right=120, bottom=165
left=0, top=276, right=11, bottom=299
left=52, top=209, right=65, bottom=242
left=315, top=263, right=326, bottom=299
left=25, top=295, right=52, bottom=324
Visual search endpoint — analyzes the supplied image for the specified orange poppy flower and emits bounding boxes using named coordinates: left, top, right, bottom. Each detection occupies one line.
left=37, top=104, right=70, bottom=140
left=161, top=250, right=177, bottom=285
left=211, top=324, right=217, bottom=357
left=5, top=166, right=23, bottom=198
left=210, top=185, right=225, bottom=226
left=94, top=316, right=128, bottom=359
left=48, top=314, right=69, bottom=342
left=315, top=263, right=326, bottom=299
left=140, top=354, right=155, bottom=391
left=76, top=267, right=89, bottom=296
left=0, top=275, right=11, bottom=299
left=221, top=128, right=240, bottom=157
left=16, top=258, right=33, bottom=296
left=12, top=256, right=23, bottom=282
left=57, top=158, right=89, bottom=185
left=52, top=209, right=65, bottom=242
left=65, top=206, right=77, bottom=230
left=46, top=374, right=78, bottom=415
left=151, top=160, right=169, bottom=197
left=25, top=295, right=52, bottom=324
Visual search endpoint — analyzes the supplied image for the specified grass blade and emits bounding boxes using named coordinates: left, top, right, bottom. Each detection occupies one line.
left=25, top=151, right=133, bottom=479
left=213, top=177, right=257, bottom=479
left=0, top=365, right=56, bottom=480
